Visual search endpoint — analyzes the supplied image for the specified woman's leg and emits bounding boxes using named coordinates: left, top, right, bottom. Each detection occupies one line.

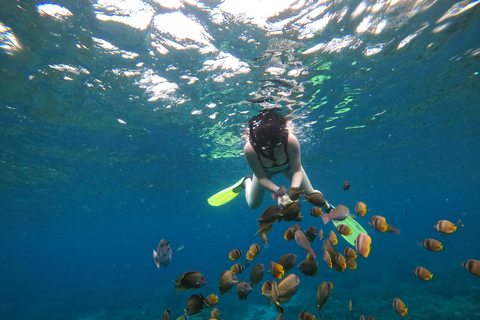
left=244, top=174, right=266, bottom=209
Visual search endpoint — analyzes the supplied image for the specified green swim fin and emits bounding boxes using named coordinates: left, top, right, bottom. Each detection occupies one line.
left=207, top=176, right=250, bottom=206
left=330, top=206, right=368, bottom=246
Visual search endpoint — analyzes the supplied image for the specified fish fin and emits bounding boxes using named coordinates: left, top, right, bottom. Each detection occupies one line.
left=332, top=216, right=368, bottom=246
left=153, top=250, right=160, bottom=269
left=275, top=302, right=284, bottom=315
left=207, top=176, right=250, bottom=206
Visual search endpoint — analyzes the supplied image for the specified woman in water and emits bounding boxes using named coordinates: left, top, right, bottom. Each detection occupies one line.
left=241, top=110, right=331, bottom=209
left=208, top=110, right=332, bottom=211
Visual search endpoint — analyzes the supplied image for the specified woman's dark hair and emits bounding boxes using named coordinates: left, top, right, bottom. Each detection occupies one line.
left=248, top=110, right=289, bottom=160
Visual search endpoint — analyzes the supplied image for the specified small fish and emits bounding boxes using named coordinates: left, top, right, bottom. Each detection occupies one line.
left=328, top=230, right=338, bottom=245
left=369, top=215, right=401, bottom=234
left=278, top=253, right=298, bottom=274
left=343, top=180, right=350, bottom=190
left=279, top=201, right=303, bottom=222
left=244, top=259, right=250, bottom=267
left=229, top=249, right=242, bottom=261
left=322, top=205, right=350, bottom=225
left=323, top=251, right=332, bottom=268
left=295, top=228, right=316, bottom=259
left=434, top=220, right=458, bottom=234
left=298, top=311, right=316, bottom=320
left=422, top=239, right=443, bottom=252
left=318, top=229, right=324, bottom=240
left=174, top=271, right=207, bottom=291
left=414, top=267, right=433, bottom=280
left=275, top=314, right=284, bottom=320
left=343, top=247, right=357, bottom=260
left=209, top=308, right=220, bottom=320
left=304, top=225, right=317, bottom=242
left=355, top=202, right=367, bottom=216
left=355, top=233, right=372, bottom=258
left=250, top=263, right=265, bottom=287
left=304, top=192, right=326, bottom=206
left=298, top=260, right=318, bottom=277
left=246, top=243, right=261, bottom=261
left=236, top=281, right=253, bottom=300
left=258, top=205, right=282, bottom=224
left=284, top=224, right=301, bottom=241
left=349, top=300, right=353, bottom=312
left=288, top=187, right=305, bottom=201
left=392, top=297, right=408, bottom=316
left=367, top=316, right=375, bottom=320
left=261, top=232, right=268, bottom=245
left=177, top=245, right=185, bottom=251
left=231, top=263, right=244, bottom=275
left=270, top=261, right=285, bottom=279
left=271, top=186, right=287, bottom=201
left=335, top=253, right=346, bottom=272
left=317, top=282, right=333, bottom=316
left=161, top=308, right=171, bottom=320
left=184, top=294, right=205, bottom=318
left=310, top=207, right=323, bottom=218
left=360, top=316, right=365, bottom=320
left=463, top=259, right=480, bottom=277
left=204, top=294, right=218, bottom=307
left=153, top=239, right=172, bottom=269
left=336, top=224, right=352, bottom=236
left=219, top=270, right=238, bottom=295
left=277, top=273, right=301, bottom=303
left=256, top=220, right=275, bottom=236
left=346, top=258, right=357, bottom=270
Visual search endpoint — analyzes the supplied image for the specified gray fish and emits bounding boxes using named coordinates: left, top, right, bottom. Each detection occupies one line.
left=278, top=253, right=298, bottom=274
left=250, top=263, right=265, bottom=287
left=279, top=202, right=303, bottom=222
left=304, top=225, right=317, bottom=242
left=174, top=271, right=206, bottom=291
left=184, top=294, right=204, bottom=318
left=317, top=282, right=333, bottom=316
left=236, top=281, right=253, bottom=300
left=257, top=205, right=281, bottom=223
left=161, top=308, right=171, bottom=320
left=219, top=270, right=238, bottom=295
left=304, top=192, right=326, bottom=206
left=153, top=239, right=172, bottom=268
left=298, top=260, right=318, bottom=277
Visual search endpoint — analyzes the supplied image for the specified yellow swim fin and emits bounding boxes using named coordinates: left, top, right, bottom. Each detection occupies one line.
left=330, top=206, right=368, bottom=246
left=207, top=176, right=250, bottom=206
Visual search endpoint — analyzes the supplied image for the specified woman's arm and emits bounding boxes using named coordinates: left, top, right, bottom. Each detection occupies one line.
left=287, top=134, right=303, bottom=189
left=244, top=142, right=280, bottom=193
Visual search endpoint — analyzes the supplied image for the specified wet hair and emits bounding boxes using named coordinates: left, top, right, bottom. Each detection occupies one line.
left=248, top=110, right=289, bottom=160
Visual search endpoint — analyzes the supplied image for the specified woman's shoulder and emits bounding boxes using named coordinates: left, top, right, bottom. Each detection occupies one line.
left=287, top=133, right=300, bottom=146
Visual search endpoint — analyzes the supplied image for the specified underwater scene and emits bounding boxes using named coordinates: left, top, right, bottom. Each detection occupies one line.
left=1, top=0, right=480, bottom=319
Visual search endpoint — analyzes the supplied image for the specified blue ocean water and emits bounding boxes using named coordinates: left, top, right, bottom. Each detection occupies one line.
left=1, top=1, right=480, bottom=319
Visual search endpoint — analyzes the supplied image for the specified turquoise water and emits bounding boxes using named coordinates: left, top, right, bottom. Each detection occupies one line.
left=1, top=1, right=480, bottom=319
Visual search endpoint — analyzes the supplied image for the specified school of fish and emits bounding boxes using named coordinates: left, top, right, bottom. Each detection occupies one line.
left=154, top=182, right=474, bottom=320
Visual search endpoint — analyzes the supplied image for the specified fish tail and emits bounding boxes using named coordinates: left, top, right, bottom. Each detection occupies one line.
left=321, top=214, right=330, bottom=225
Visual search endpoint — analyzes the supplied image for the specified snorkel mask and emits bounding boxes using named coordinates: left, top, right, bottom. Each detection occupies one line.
left=249, top=111, right=288, bottom=161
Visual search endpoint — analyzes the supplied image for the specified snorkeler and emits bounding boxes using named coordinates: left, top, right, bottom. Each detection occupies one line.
left=208, top=110, right=332, bottom=211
